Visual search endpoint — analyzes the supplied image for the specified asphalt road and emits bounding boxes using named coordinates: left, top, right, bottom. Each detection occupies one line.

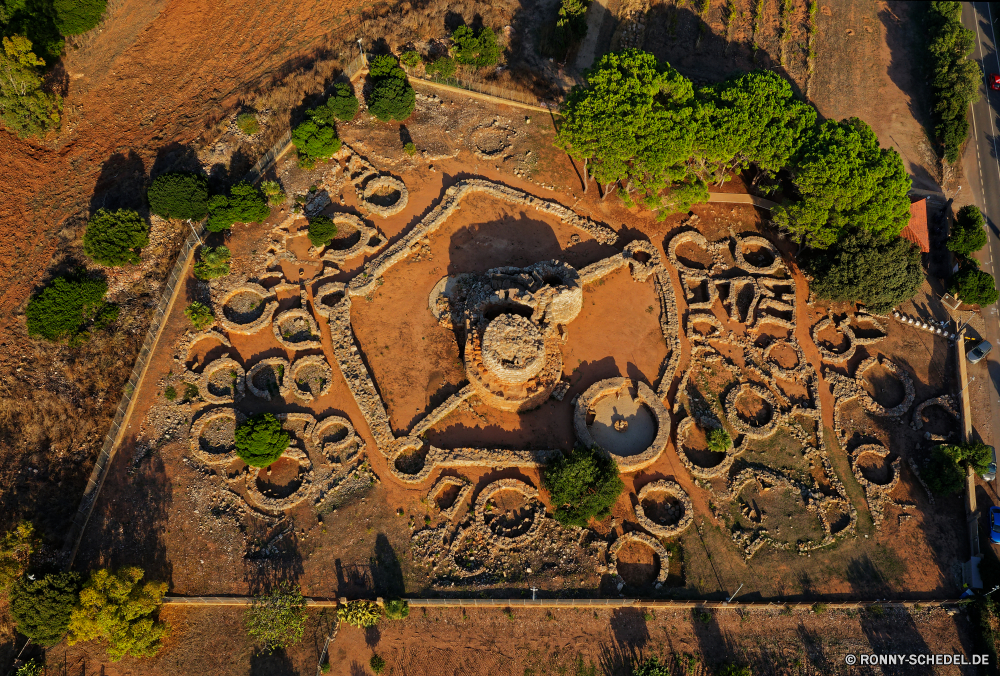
left=962, top=2, right=1000, bottom=448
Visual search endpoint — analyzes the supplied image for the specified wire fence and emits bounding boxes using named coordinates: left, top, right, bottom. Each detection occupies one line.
left=61, top=52, right=371, bottom=568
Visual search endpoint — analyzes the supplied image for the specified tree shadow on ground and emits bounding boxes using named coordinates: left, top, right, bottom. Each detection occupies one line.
left=597, top=608, right=650, bottom=676
left=249, top=649, right=299, bottom=676
left=88, top=150, right=147, bottom=216
left=150, top=141, right=203, bottom=179
left=370, top=532, right=406, bottom=597
left=243, top=531, right=305, bottom=596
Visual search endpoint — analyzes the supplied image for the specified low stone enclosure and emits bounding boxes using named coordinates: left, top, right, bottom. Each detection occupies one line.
left=167, top=159, right=955, bottom=591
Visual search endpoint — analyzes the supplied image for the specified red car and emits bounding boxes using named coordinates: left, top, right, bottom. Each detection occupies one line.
left=991, top=73, right=1000, bottom=91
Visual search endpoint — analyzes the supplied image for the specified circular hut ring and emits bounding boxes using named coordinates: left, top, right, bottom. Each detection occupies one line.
left=289, top=354, right=334, bottom=402
left=361, top=176, right=409, bottom=218
left=216, top=283, right=277, bottom=335
left=200, top=357, right=245, bottom=405
left=243, top=446, right=316, bottom=512
left=272, top=308, right=322, bottom=350
left=473, top=478, right=545, bottom=550
left=190, top=407, right=239, bottom=466
left=635, top=480, right=694, bottom=537
left=245, top=357, right=291, bottom=401
left=608, top=532, right=670, bottom=585
left=724, top=383, right=779, bottom=438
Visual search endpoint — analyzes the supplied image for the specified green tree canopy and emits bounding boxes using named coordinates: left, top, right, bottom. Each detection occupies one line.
left=926, top=442, right=994, bottom=495
left=193, top=245, right=231, bottom=281
left=244, top=582, right=306, bottom=653
left=425, top=56, right=456, bottom=79
left=326, top=82, right=359, bottom=121
left=553, top=0, right=591, bottom=56
left=927, top=1, right=981, bottom=163
left=53, top=0, right=106, bottom=35
left=67, top=567, right=169, bottom=661
left=10, top=572, right=81, bottom=646
left=0, top=35, right=61, bottom=137
left=291, top=119, right=340, bottom=168
left=235, top=413, right=289, bottom=467
left=147, top=172, right=209, bottom=221
left=947, top=204, right=987, bottom=256
left=801, top=227, right=924, bottom=314
left=25, top=271, right=116, bottom=343
left=773, top=117, right=911, bottom=248
left=307, top=216, right=337, bottom=247
left=949, top=266, right=999, bottom=306
left=451, top=25, right=501, bottom=67
left=366, top=54, right=415, bottom=122
left=83, top=208, right=148, bottom=266
left=0, top=5, right=63, bottom=63
left=206, top=181, right=270, bottom=232
left=693, top=69, right=816, bottom=181
left=542, top=444, right=624, bottom=527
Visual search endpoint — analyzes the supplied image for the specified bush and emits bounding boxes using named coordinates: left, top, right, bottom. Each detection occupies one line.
left=403, top=141, right=416, bottom=156
left=706, top=427, right=732, bottom=453
left=554, top=0, right=591, bottom=56
left=15, top=659, right=44, bottom=676
left=632, top=657, right=670, bottom=676
left=235, top=413, right=289, bottom=467
left=10, top=572, right=81, bottom=646
left=451, top=25, right=502, bottom=68
left=307, top=216, right=337, bottom=248
left=206, top=182, right=270, bottom=232
left=236, top=112, right=259, bottom=135
left=67, top=567, right=169, bottom=661
left=83, top=209, right=149, bottom=266
left=948, top=205, right=987, bottom=256
left=25, top=272, right=114, bottom=343
left=801, top=228, right=924, bottom=314
left=184, top=301, right=214, bottom=329
left=164, top=385, right=176, bottom=401
left=400, top=50, right=421, bottom=67
left=193, top=245, right=231, bottom=281
left=0, top=36, right=62, bottom=138
left=260, top=180, right=286, bottom=206
left=366, top=54, right=415, bottom=122
left=337, top=600, right=382, bottom=628
left=717, top=665, right=752, bottom=676
left=926, top=444, right=974, bottom=495
left=326, top=82, right=359, bottom=122
left=53, top=0, right=107, bottom=35
left=147, top=172, right=209, bottom=221
left=384, top=599, right=409, bottom=620
left=370, top=654, right=386, bottom=674
left=244, top=582, right=306, bottom=653
left=425, top=56, right=456, bottom=79
left=542, top=444, right=624, bottom=527
left=949, top=266, right=999, bottom=306
left=291, top=118, right=341, bottom=168
left=0, top=522, right=37, bottom=591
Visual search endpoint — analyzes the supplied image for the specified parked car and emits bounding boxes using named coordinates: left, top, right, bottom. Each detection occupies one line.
left=991, top=73, right=1000, bottom=91
left=990, top=506, right=1000, bottom=545
left=968, top=339, right=992, bottom=364
left=982, top=446, right=997, bottom=482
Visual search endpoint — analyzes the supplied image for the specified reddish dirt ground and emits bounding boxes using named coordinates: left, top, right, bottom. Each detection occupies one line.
left=48, top=603, right=978, bottom=676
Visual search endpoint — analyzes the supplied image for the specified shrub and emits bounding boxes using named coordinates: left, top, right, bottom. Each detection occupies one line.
left=384, top=599, right=409, bottom=620
left=812, top=603, right=827, bottom=614
left=235, top=413, right=289, bottom=467
left=67, top=567, right=169, bottom=661
left=400, top=50, right=421, bottom=67
left=53, top=0, right=107, bottom=35
left=0, top=36, right=62, bottom=138
left=336, top=600, right=382, bottom=628
left=236, top=112, right=259, bottom=135
left=25, top=272, right=114, bottom=343
left=307, top=216, right=337, bottom=248
left=706, top=427, right=732, bottom=453
left=244, top=582, right=306, bottom=653
left=633, top=656, right=670, bottom=676
left=370, top=654, right=386, bottom=674
left=949, top=266, right=999, bottom=306
left=147, top=172, right=209, bottom=221
left=260, top=180, right=286, bottom=206
left=182, top=383, right=199, bottom=403
left=947, top=205, right=987, bottom=256
left=801, top=228, right=923, bottom=314
left=83, top=209, right=149, bottom=266
left=717, top=665, right=752, bottom=676
left=542, top=444, right=624, bottom=527
left=193, top=245, right=231, bottom=281
left=206, top=181, right=270, bottom=232
left=326, top=82, right=359, bottom=122
left=425, top=56, right=456, bottom=79
left=184, top=301, right=214, bottom=329
left=366, top=54, right=415, bottom=122
left=15, top=659, right=44, bottom=676
left=926, top=444, right=973, bottom=495
left=292, top=118, right=341, bottom=168
left=554, top=0, right=591, bottom=56
left=404, top=141, right=416, bottom=156
left=164, top=385, right=177, bottom=401
left=0, top=522, right=37, bottom=590
left=10, top=572, right=81, bottom=646
left=451, top=25, right=502, bottom=68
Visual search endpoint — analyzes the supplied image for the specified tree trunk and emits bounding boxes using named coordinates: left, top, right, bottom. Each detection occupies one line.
left=583, top=158, right=589, bottom=194
left=602, top=182, right=615, bottom=200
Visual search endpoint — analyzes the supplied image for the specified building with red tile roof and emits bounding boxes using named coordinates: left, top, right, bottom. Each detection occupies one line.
left=901, top=197, right=930, bottom=253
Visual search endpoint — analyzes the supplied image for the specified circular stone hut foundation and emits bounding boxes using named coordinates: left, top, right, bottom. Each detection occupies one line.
left=574, top=378, right=670, bottom=472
